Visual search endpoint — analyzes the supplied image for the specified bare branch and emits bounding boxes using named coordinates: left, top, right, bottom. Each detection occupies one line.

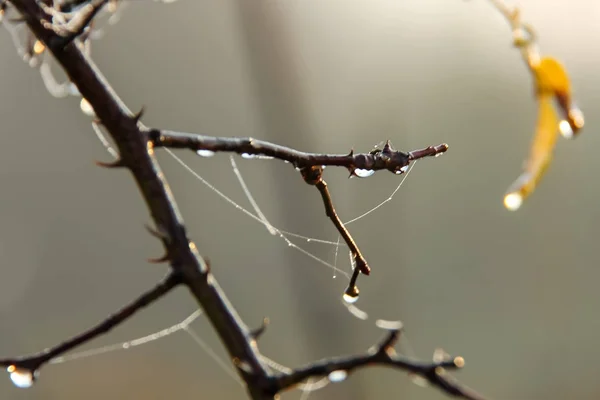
left=150, top=130, right=448, bottom=175
left=274, top=330, right=487, bottom=400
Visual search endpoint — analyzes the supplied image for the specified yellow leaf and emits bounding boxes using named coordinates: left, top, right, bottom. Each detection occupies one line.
left=504, top=94, right=558, bottom=210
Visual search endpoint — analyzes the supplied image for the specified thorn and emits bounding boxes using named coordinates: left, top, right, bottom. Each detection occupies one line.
left=250, top=317, right=270, bottom=340
left=147, top=252, right=171, bottom=264
left=347, top=148, right=354, bottom=157
left=94, top=158, right=125, bottom=168
left=145, top=224, right=168, bottom=241
left=133, top=106, right=145, bottom=123
left=383, top=140, right=392, bottom=151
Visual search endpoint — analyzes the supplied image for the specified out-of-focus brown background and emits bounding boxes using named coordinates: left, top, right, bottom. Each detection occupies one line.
left=1, top=0, right=599, bottom=399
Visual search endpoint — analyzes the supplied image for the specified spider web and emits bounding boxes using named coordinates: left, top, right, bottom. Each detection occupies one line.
left=41, top=121, right=422, bottom=397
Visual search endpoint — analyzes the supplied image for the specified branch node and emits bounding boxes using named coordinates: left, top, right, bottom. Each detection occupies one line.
left=300, top=165, right=323, bottom=186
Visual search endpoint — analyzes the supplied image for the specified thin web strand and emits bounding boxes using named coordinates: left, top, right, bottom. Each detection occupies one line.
left=49, top=310, right=202, bottom=364
left=183, top=326, right=243, bottom=386
left=230, top=155, right=277, bottom=235
left=344, top=160, right=417, bottom=225
left=164, top=149, right=349, bottom=278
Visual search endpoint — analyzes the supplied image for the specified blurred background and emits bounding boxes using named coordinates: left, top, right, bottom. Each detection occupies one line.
left=1, top=0, right=599, bottom=399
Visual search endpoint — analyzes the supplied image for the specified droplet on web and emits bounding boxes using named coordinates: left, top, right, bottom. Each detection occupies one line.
left=7, top=366, right=36, bottom=388
left=503, top=192, right=523, bottom=211
left=354, top=169, right=375, bottom=178
left=196, top=149, right=215, bottom=158
left=327, top=370, right=348, bottom=383
left=80, top=98, right=96, bottom=117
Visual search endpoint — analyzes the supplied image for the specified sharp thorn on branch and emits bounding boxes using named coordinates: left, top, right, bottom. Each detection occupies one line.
left=94, top=158, right=125, bottom=168
left=250, top=317, right=270, bottom=341
left=133, top=106, right=145, bottom=123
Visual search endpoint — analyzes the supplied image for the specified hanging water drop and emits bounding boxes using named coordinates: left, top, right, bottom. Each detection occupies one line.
left=342, top=292, right=359, bottom=304
left=394, top=166, right=409, bottom=175
left=558, top=120, right=573, bottom=138
left=80, top=98, right=96, bottom=117
left=503, top=192, right=523, bottom=211
left=7, top=366, right=36, bottom=389
left=196, top=149, right=215, bottom=158
left=354, top=169, right=375, bottom=178
left=241, top=153, right=256, bottom=159
left=343, top=285, right=359, bottom=304
left=327, top=370, right=348, bottom=383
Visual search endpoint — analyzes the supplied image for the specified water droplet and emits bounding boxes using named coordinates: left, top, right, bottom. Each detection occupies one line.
left=33, top=41, right=45, bottom=55
left=433, top=348, right=450, bottom=363
left=241, top=153, right=255, bottom=159
left=435, top=152, right=444, bottom=158
left=343, top=285, right=359, bottom=303
left=80, top=98, right=96, bottom=117
left=559, top=120, right=573, bottom=138
left=306, top=239, right=312, bottom=243
left=375, top=319, right=403, bottom=330
left=354, top=169, right=375, bottom=178
left=503, top=192, right=522, bottom=211
left=327, top=370, right=347, bottom=383
left=345, top=304, right=368, bottom=320
left=122, top=343, right=130, bottom=349
left=394, top=166, right=409, bottom=175
left=409, top=373, right=429, bottom=388
left=288, top=242, right=293, bottom=247
left=196, top=149, right=215, bottom=158
left=7, top=366, right=36, bottom=389
left=342, top=293, right=359, bottom=304
left=28, top=57, right=39, bottom=68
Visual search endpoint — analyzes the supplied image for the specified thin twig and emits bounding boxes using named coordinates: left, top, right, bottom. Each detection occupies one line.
left=0, top=272, right=180, bottom=374
left=274, top=330, right=487, bottom=400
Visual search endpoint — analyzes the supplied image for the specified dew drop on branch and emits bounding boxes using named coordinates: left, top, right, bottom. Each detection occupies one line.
left=80, top=98, right=96, bottom=117
left=196, top=149, right=215, bottom=158
left=327, top=370, right=348, bottom=383
left=394, top=166, right=409, bottom=175
left=6, top=366, right=36, bottom=389
left=241, top=153, right=255, bottom=159
left=354, top=169, right=375, bottom=178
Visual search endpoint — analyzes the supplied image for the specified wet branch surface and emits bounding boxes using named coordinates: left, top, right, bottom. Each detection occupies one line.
left=1, top=1, right=486, bottom=399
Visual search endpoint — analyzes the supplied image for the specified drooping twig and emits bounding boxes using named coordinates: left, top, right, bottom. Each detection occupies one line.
left=0, top=272, right=180, bottom=375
